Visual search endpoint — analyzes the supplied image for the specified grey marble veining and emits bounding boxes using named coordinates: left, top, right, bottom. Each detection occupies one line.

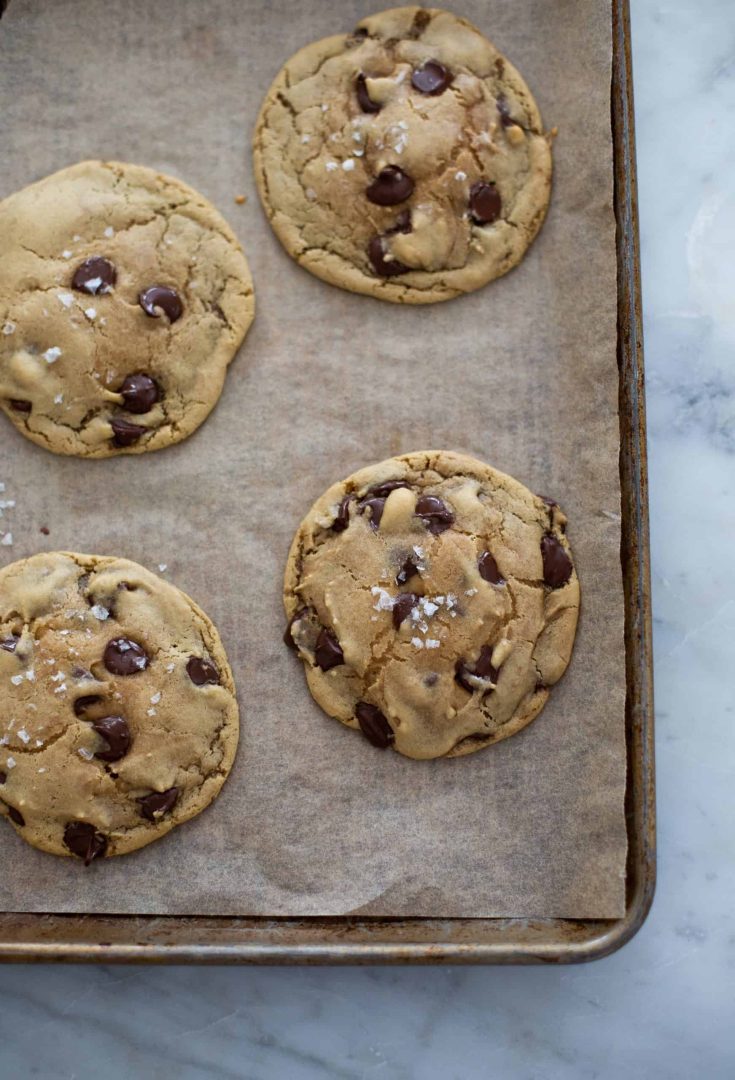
left=0, top=1, right=733, bottom=1077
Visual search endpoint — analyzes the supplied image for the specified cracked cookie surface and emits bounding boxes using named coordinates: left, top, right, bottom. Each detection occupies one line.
left=0, top=552, right=239, bottom=861
left=284, top=451, right=579, bottom=759
left=253, top=5, right=552, bottom=304
left=0, top=160, right=254, bottom=456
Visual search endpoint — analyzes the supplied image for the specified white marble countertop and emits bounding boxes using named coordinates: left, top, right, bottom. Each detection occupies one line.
left=1, top=2, right=733, bottom=1077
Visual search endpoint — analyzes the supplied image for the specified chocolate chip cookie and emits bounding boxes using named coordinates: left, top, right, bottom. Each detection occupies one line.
left=0, top=160, right=254, bottom=456
left=254, top=6, right=552, bottom=303
left=0, top=552, right=238, bottom=861
left=284, top=451, right=579, bottom=759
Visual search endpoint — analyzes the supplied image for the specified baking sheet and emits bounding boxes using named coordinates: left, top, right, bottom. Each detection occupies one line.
left=0, top=0, right=626, bottom=918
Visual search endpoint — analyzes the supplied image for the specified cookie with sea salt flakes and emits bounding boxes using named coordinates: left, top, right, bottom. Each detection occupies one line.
left=0, top=160, right=254, bottom=456
left=253, top=6, right=552, bottom=303
left=0, top=552, right=238, bottom=862
left=284, top=451, right=579, bottom=759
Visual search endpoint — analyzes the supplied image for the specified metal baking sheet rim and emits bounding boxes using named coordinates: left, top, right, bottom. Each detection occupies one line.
left=0, top=0, right=655, bottom=965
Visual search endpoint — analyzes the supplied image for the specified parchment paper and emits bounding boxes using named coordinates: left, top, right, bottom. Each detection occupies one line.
left=0, top=0, right=627, bottom=918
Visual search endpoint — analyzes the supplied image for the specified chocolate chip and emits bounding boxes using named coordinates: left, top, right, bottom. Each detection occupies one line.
left=0, top=772, right=5, bottom=784
left=415, top=494, right=454, bottom=534
left=315, top=627, right=343, bottom=671
left=187, top=656, right=220, bottom=686
left=92, top=716, right=131, bottom=762
left=0, top=635, right=19, bottom=653
left=469, top=182, right=502, bottom=225
left=6, top=805, right=24, bottom=827
left=355, top=702, right=394, bottom=748
left=455, top=646, right=498, bottom=694
left=138, top=786, right=179, bottom=821
left=392, top=593, right=417, bottom=630
left=396, top=557, right=419, bottom=586
left=424, top=673, right=438, bottom=688
left=71, top=667, right=93, bottom=680
left=73, top=694, right=103, bottom=718
left=332, top=494, right=352, bottom=532
left=411, top=59, right=452, bottom=95
left=366, top=166, right=415, bottom=206
left=541, top=534, right=573, bottom=588
left=119, top=373, right=159, bottom=414
left=367, top=236, right=410, bottom=278
left=497, top=94, right=515, bottom=128
left=72, top=256, right=117, bottom=295
left=139, top=285, right=183, bottom=323
left=369, top=480, right=409, bottom=498
left=64, top=821, right=108, bottom=864
left=478, top=551, right=504, bottom=585
left=8, top=399, right=31, bottom=413
left=103, top=637, right=149, bottom=676
left=356, top=72, right=380, bottom=113
left=358, top=496, right=386, bottom=529
left=110, top=417, right=147, bottom=447
left=283, top=608, right=308, bottom=650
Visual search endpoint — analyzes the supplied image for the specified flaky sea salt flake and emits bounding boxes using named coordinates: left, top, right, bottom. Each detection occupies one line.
left=78, top=747, right=94, bottom=761
left=1, top=533, right=13, bottom=546
left=43, top=346, right=62, bottom=364
left=150, top=691, right=161, bottom=705
left=58, top=292, right=74, bottom=308
left=90, top=604, right=109, bottom=621
left=17, top=728, right=30, bottom=744
left=2, top=322, right=16, bottom=335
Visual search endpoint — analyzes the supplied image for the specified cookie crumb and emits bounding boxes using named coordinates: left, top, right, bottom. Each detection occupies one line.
left=40, top=526, right=50, bottom=535
left=234, top=194, right=247, bottom=204
left=1, top=533, right=12, bottom=546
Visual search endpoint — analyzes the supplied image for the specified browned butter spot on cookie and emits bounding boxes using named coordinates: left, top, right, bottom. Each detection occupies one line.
left=355, top=702, right=394, bottom=748
left=469, top=182, right=502, bottom=225
left=415, top=494, right=454, bottom=534
left=138, top=786, right=179, bottom=821
left=103, top=637, right=149, bottom=676
left=541, top=533, right=573, bottom=588
left=187, top=656, right=220, bottom=686
left=366, top=166, right=415, bottom=206
left=92, top=716, right=131, bottom=762
left=367, top=235, right=410, bottom=278
left=478, top=551, right=504, bottom=585
left=139, top=285, right=183, bottom=323
left=110, top=417, right=147, bottom=447
left=119, top=373, right=159, bottom=414
left=72, top=256, right=117, bottom=295
left=64, top=821, right=108, bottom=865
left=315, top=627, right=343, bottom=671
left=356, top=72, right=381, bottom=113
left=411, top=60, right=452, bottom=95
left=392, top=592, right=417, bottom=630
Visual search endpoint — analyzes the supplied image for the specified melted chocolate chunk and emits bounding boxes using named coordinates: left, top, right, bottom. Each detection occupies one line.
left=110, top=417, right=147, bottom=447
left=64, top=821, right=107, bottom=864
left=469, top=182, right=502, bottom=225
left=6, top=805, right=24, bottom=827
left=396, top=557, right=420, bottom=586
left=8, top=399, right=31, bottom=413
left=315, top=627, right=343, bottom=671
left=415, top=494, right=454, bottom=534
left=72, top=256, right=117, bottom=295
left=367, top=236, right=410, bottom=277
left=0, top=635, right=19, bottom=653
left=366, top=166, right=415, bottom=206
left=388, top=210, right=412, bottom=235
left=392, top=592, right=417, bottom=630
left=139, top=285, right=183, bottom=323
left=119, top=373, right=159, bottom=414
left=411, top=59, right=452, bottom=95
left=541, top=534, right=573, bottom=588
left=73, top=694, right=103, bottom=718
left=332, top=494, right=352, bottom=532
left=478, top=551, right=504, bottom=585
left=187, top=656, right=220, bottom=686
left=103, top=637, right=149, bottom=676
left=0, top=772, right=6, bottom=785
left=283, top=608, right=308, bottom=650
left=356, top=72, right=380, bottom=113
left=455, top=645, right=498, bottom=694
left=358, top=496, right=386, bottom=529
left=355, top=702, right=394, bottom=748
left=92, top=716, right=131, bottom=762
left=138, top=787, right=179, bottom=821
left=369, top=480, right=409, bottom=498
